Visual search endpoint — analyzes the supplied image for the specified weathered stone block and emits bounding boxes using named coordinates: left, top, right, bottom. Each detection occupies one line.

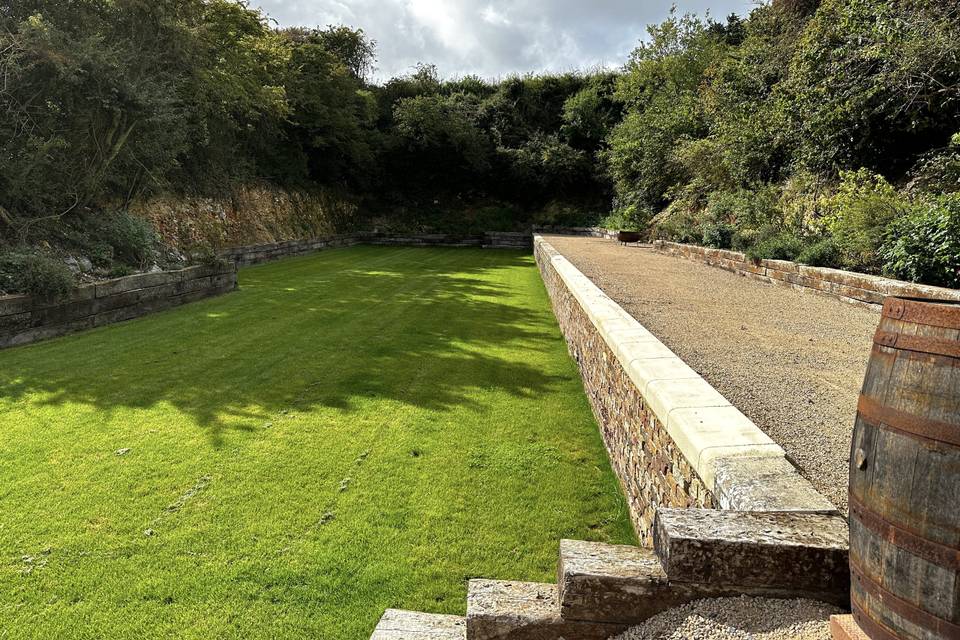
left=467, top=580, right=626, bottom=640
left=31, top=299, right=95, bottom=326
left=652, top=508, right=849, bottom=606
left=0, top=311, right=33, bottom=332
left=559, top=539, right=691, bottom=625
left=713, top=455, right=838, bottom=514
left=371, top=609, right=465, bottom=640
left=0, top=294, right=32, bottom=316
left=94, top=271, right=174, bottom=298
left=93, top=289, right=144, bottom=313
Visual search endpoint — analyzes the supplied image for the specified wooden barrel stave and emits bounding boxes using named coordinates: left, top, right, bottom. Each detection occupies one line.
left=850, top=297, right=960, bottom=640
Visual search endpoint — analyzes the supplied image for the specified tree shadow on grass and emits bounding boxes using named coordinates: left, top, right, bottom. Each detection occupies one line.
left=0, top=247, right=573, bottom=446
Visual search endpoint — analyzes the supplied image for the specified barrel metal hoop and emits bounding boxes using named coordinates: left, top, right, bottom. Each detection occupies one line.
left=858, top=395, right=960, bottom=447
left=884, top=297, right=960, bottom=330
left=849, top=492, right=960, bottom=571
left=873, top=329, right=960, bottom=359
left=851, top=604, right=901, bottom=640
left=850, top=560, right=960, bottom=639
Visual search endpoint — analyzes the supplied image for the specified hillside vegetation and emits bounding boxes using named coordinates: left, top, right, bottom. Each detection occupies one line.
left=1, top=0, right=959, bottom=294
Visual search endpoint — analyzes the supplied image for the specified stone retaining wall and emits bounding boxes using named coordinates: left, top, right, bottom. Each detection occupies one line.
left=534, top=235, right=836, bottom=545
left=0, top=232, right=533, bottom=350
left=534, top=226, right=617, bottom=240
left=223, top=232, right=532, bottom=267
left=220, top=235, right=361, bottom=267
left=0, top=263, right=237, bottom=349
left=654, top=240, right=960, bottom=309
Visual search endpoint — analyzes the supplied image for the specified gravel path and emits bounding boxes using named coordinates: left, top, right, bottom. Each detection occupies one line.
left=545, top=235, right=880, bottom=513
left=613, top=596, right=841, bottom=640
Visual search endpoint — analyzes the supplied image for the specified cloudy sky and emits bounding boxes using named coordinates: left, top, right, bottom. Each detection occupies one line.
left=253, top=0, right=757, bottom=82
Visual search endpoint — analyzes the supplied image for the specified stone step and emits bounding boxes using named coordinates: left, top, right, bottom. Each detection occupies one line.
left=371, top=609, right=466, bottom=640
left=466, top=579, right=628, bottom=640
left=558, top=539, right=711, bottom=625
left=653, top=508, right=850, bottom=607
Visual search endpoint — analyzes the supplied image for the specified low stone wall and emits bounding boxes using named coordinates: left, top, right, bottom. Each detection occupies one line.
left=0, top=263, right=236, bottom=349
left=222, top=232, right=532, bottom=267
left=365, top=232, right=532, bottom=249
left=0, top=232, right=533, bottom=350
left=654, top=240, right=960, bottom=309
left=534, top=235, right=836, bottom=545
left=482, top=232, right=533, bottom=249
left=534, top=226, right=617, bottom=240
left=220, top=235, right=360, bottom=267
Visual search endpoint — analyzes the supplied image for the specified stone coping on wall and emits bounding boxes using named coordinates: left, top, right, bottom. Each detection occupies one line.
left=0, top=262, right=237, bottom=349
left=534, top=234, right=836, bottom=516
left=653, top=240, right=960, bottom=309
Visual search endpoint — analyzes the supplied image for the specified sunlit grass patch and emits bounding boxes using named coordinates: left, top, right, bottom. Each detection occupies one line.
left=0, top=246, right=633, bottom=639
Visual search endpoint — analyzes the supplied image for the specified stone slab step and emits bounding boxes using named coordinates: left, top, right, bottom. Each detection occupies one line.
left=558, top=539, right=717, bottom=625
left=371, top=609, right=466, bottom=640
left=466, top=579, right=628, bottom=640
left=653, top=508, right=850, bottom=607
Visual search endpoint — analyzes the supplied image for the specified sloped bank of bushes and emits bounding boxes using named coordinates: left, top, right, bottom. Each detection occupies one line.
left=2, top=0, right=959, bottom=295
left=604, top=0, right=960, bottom=288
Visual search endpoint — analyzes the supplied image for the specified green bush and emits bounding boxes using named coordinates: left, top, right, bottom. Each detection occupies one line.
left=908, top=138, right=960, bottom=194
left=880, top=195, right=960, bottom=288
left=796, top=238, right=841, bottom=267
left=731, top=227, right=761, bottom=252
left=746, top=232, right=805, bottom=261
left=649, top=206, right=702, bottom=243
left=701, top=222, right=735, bottom=249
left=0, top=250, right=76, bottom=299
left=822, top=170, right=906, bottom=272
left=88, top=212, right=159, bottom=267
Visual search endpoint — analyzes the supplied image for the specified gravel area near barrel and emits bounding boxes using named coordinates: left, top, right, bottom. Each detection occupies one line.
left=544, top=235, right=880, bottom=513
left=613, top=596, right=841, bottom=640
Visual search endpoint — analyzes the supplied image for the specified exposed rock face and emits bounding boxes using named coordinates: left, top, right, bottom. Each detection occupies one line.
left=129, top=183, right=358, bottom=254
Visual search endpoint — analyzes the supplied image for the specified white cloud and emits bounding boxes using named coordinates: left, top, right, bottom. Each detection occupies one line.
left=253, top=0, right=756, bottom=81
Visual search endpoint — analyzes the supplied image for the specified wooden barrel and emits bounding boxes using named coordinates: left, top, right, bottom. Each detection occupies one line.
left=849, top=297, right=960, bottom=640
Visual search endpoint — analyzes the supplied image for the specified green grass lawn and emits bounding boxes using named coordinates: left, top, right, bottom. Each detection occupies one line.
left=0, top=246, right=634, bottom=639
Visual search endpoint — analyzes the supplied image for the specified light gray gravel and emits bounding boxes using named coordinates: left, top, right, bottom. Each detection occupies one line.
left=613, top=596, right=841, bottom=640
left=545, top=235, right=880, bottom=513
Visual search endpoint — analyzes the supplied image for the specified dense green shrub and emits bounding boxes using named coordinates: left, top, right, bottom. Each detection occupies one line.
left=560, top=74, right=622, bottom=152
left=908, top=135, right=960, bottom=194
left=797, top=239, right=841, bottom=267
left=880, top=195, right=960, bottom=288
left=821, top=170, right=906, bottom=272
left=701, top=222, right=736, bottom=249
left=606, top=12, right=729, bottom=210
left=649, top=207, right=703, bottom=243
left=746, top=232, right=805, bottom=261
left=785, top=0, right=960, bottom=174
left=88, top=212, right=159, bottom=267
left=499, top=134, right=589, bottom=192
left=0, top=250, right=75, bottom=299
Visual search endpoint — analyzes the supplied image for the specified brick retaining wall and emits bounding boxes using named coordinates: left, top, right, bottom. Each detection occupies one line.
left=654, top=240, right=960, bottom=309
left=0, top=263, right=236, bottom=349
left=534, top=235, right=837, bottom=545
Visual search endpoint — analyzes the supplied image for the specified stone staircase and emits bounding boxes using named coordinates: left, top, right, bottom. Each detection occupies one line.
left=370, top=510, right=849, bottom=640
